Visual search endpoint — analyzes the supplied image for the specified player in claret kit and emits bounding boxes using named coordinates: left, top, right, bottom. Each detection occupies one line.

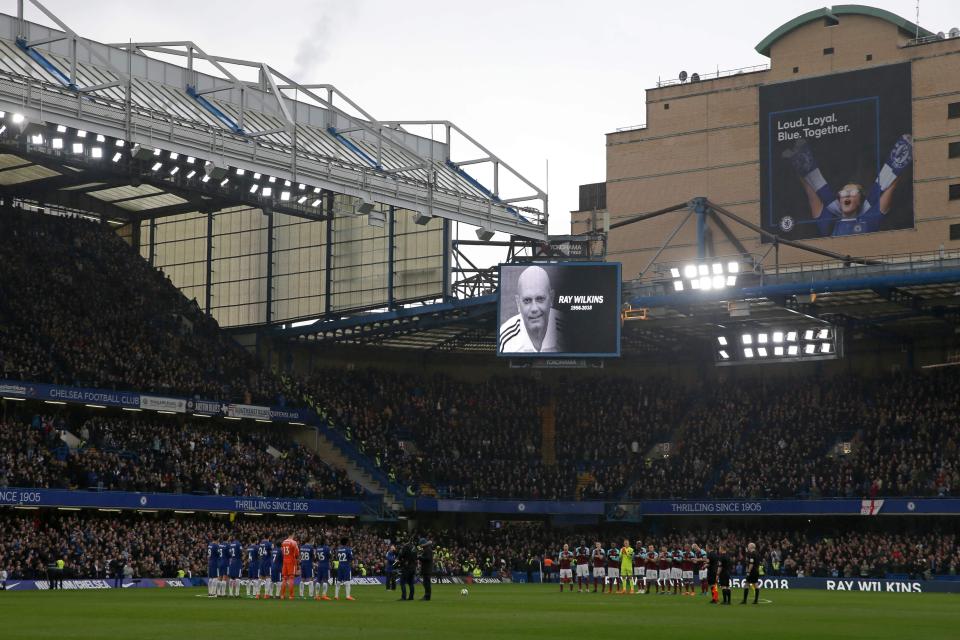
left=681, top=543, right=695, bottom=596
left=605, top=544, right=621, bottom=595
left=644, top=545, right=658, bottom=595
left=633, top=540, right=646, bottom=594
left=574, top=541, right=591, bottom=593
left=557, top=544, right=574, bottom=592
left=671, top=547, right=683, bottom=595
left=298, top=539, right=314, bottom=599
left=280, top=534, right=299, bottom=601
left=591, top=542, right=606, bottom=593
left=314, top=537, right=332, bottom=601
left=694, top=543, right=709, bottom=596
left=657, top=546, right=671, bottom=595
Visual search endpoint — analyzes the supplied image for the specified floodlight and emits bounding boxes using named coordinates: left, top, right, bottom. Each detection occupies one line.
left=711, top=275, right=724, bottom=289
left=253, top=173, right=261, bottom=180
left=804, top=329, right=815, bottom=341
left=298, top=183, right=307, bottom=190
left=741, top=334, right=752, bottom=345
left=202, top=175, right=210, bottom=183
left=261, top=187, right=272, bottom=197
left=72, top=142, right=84, bottom=154
left=726, top=275, right=737, bottom=287
left=476, top=227, right=495, bottom=241
left=719, top=350, right=730, bottom=360
left=717, top=336, right=727, bottom=346
left=727, top=261, right=740, bottom=274
left=711, top=263, right=723, bottom=275
left=773, top=331, right=783, bottom=343
left=413, top=211, right=434, bottom=226
left=52, top=137, right=64, bottom=149
left=699, top=276, right=712, bottom=290
left=168, top=165, right=179, bottom=175
left=786, top=331, right=797, bottom=342
left=697, top=264, right=709, bottom=276
left=283, top=180, right=291, bottom=187
left=11, top=113, right=25, bottom=126
left=268, top=176, right=276, bottom=183
left=670, top=268, right=681, bottom=279
left=186, top=170, right=196, bottom=179
left=235, top=168, right=245, bottom=176
left=204, top=161, right=228, bottom=180
left=757, top=347, right=768, bottom=357
left=56, top=125, right=67, bottom=133
left=0, top=125, right=7, bottom=134
left=96, top=134, right=105, bottom=142
left=115, top=139, right=125, bottom=147
left=310, top=199, right=322, bottom=207
left=168, top=152, right=179, bottom=160
left=91, top=147, right=103, bottom=159
left=153, top=148, right=161, bottom=156
left=30, top=133, right=43, bottom=144
left=673, top=281, right=684, bottom=291
left=297, top=196, right=307, bottom=204
left=151, top=161, right=163, bottom=171
left=131, top=144, right=154, bottom=160
left=112, top=152, right=122, bottom=162
left=219, top=178, right=229, bottom=187
left=76, top=130, right=87, bottom=138
left=249, top=184, right=259, bottom=194
left=774, top=346, right=784, bottom=356
left=817, top=328, right=830, bottom=340
left=744, top=348, right=754, bottom=358
left=821, top=343, right=832, bottom=354
left=757, top=333, right=768, bottom=344
left=804, top=344, right=816, bottom=354
left=787, top=345, right=799, bottom=355
left=690, top=279, right=700, bottom=290
left=683, top=265, right=697, bottom=279
left=185, top=156, right=194, bottom=164
left=280, top=191, right=291, bottom=201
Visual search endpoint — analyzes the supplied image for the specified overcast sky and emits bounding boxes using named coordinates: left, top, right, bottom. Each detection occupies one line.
left=29, top=0, right=959, bottom=235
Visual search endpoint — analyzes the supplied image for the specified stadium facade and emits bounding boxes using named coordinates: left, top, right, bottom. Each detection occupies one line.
left=574, top=5, right=960, bottom=280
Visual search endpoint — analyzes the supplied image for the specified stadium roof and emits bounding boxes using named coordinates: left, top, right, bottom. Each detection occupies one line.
left=755, top=5, right=933, bottom=57
left=0, top=2, right=547, bottom=238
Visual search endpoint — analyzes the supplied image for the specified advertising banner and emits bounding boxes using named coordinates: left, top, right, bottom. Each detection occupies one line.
left=497, top=262, right=621, bottom=358
left=139, top=395, right=187, bottom=413
left=0, top=487, right=367, bottom=515
left=760, top=62, right=913, bottom=240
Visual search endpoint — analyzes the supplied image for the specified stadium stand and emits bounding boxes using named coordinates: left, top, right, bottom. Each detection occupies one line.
left=0, top=413, right=363, bottom=499
left=0, top=207, right=280, bottom=403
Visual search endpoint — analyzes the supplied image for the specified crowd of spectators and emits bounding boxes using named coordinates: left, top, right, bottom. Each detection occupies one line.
left=0, top=412, right=363, bottom=500
left=1, top=511, right=956, bottom=581
left=0, top=207, right=279, bottom=403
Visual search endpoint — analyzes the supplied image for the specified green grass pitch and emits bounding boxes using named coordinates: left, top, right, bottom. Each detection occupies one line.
left=1, top=584, right=957, bottom=639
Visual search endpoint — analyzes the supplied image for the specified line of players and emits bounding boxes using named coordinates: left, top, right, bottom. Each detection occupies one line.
left=205, top=534, right=356, bottom=602
left=556, top=539, right=760, bottom=605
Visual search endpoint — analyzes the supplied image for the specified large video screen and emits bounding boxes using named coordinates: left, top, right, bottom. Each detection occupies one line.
left=497, top=262, right=621, bottom=358
left=760, top=62, right=913, bottom=241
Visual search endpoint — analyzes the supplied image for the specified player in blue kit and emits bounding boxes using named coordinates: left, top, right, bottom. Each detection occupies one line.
left=227, top=538, right=243, bottom=598
left=270, top=542, right=283, bottom=598
left=314, top=537, right=332, bottom=601
left=206, top=537, right=220, bottom=598
left=256, top=538, right=273, bottom=599
left=298, top=540, right=315, bottom=599
left=216, top=540, right=229, bottom=596
left=245, top=541, right=259, bottom=597
left=334, top=537, right=355, bottom=601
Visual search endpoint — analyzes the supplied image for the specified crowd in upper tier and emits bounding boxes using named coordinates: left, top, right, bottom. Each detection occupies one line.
left=0, top=511, right=956, bottom=580
left=0, top=207, right=279, bottom=403
left=0, top=413, right=362, bottom=500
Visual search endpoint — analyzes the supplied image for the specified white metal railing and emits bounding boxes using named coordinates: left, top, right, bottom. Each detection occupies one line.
left=655, top=64, right=769, bottom=88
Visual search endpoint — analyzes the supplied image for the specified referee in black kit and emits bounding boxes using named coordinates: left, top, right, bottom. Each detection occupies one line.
left=418, top=537, right=434, bottom=601
left=717, top=544, right=732, bottom=605
left=741, top=541, right=761, bottom=605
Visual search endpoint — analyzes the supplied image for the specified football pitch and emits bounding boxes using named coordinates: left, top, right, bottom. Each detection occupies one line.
left=1, top=585, right=957, bottom=639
